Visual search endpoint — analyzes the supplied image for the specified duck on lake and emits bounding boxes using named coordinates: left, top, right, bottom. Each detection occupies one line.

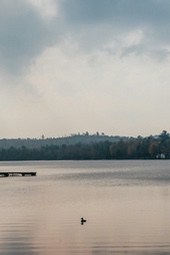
left=81, top=217, right=87, bottom=225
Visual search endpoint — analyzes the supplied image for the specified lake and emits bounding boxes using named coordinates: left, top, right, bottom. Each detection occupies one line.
left=0, top=160, right=170, bottom=255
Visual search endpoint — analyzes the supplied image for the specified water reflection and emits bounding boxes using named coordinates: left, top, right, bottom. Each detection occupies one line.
left=0, top=222, right=38, bottom=255
left=0, top=160, right=170, bottom=254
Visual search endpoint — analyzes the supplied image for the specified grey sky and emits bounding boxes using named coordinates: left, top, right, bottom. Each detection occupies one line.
left=0, top=0, right=170, bottom=138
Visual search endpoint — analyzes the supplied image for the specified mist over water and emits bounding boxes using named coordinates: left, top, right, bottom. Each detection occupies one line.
left=0, top=160, right=170, bottom=254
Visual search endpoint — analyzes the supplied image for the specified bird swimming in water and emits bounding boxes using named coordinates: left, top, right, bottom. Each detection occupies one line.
left=81, top=217, right=87, bottom=225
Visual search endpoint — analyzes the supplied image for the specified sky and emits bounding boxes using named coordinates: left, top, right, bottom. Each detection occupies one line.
left=1, top=0, right=170, bottom=138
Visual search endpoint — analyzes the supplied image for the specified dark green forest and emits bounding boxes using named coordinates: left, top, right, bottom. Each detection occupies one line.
left=0, top=131, right=169, bottom=160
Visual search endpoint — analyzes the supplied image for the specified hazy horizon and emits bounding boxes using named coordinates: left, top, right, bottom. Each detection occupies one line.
left=1, top=0, right=170, bottom=138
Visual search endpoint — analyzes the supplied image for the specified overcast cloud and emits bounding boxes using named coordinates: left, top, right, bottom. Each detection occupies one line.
left=0, top=0, right=170, bottom=138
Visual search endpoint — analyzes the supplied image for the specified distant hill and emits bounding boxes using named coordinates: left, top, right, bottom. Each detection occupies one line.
left=0, top=133, right=129, bottom=149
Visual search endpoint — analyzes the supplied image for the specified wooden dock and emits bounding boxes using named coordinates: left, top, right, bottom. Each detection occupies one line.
left=0, top=172, right=37, bottom=177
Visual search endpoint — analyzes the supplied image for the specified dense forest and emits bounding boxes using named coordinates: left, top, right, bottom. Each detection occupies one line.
left=0, top=131, right=169, bottom=160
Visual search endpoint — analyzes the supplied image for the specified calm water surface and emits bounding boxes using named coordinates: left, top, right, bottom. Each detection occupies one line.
left=0, top=160, right=170, bottom=255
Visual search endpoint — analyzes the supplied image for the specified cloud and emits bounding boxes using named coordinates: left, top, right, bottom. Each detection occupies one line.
left=61, top=0, right=170, bottom=27
left=0, top=0, right=60, bottom=75
left=1, top=0, right=170, bottom=137
left=60, top=0, right=170, bottom=57
left=27, top=0, right=58, bottom=19
left=1, top=0, right=170, bottom=76
left=24, top=39, right=170, bottom=137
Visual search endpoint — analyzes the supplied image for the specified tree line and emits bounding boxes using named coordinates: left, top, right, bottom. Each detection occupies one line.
left=0, top=133, right=126, bottom=149
left=0, top=131, right=169, bottom=160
